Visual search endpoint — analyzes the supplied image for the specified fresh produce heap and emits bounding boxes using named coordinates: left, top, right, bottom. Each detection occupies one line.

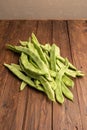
left=4, top=33, right=84, bottom=104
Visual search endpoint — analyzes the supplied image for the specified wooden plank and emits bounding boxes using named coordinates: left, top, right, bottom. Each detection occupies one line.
left=0, top=20, right=9, bottom=96
left=23, top=21, right=52, bottom=130
left=0, top=21, right=20, bottom=130
left=53, top=21, right=83, bottom=130
left=0, top=21, right=37, bottom=130
left=68, top=20, right=87, bottom=130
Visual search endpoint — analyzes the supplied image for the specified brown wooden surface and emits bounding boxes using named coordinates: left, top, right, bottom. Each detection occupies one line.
left=0, top=20, right=87, bottom=130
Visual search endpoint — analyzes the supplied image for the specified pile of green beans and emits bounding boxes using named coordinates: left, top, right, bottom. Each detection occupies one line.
left=4, top=33, right=84, bottom=104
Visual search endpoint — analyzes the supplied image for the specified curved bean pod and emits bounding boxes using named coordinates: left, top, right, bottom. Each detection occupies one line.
left=62, top=81, right=73, bottom=101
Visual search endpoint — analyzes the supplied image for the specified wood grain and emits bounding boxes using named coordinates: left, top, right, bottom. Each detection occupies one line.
left=0, top=20, right=87, bottom=130
left=68, top=20, right=87, bottom=130
left=53, top=21, right=83, bottom=130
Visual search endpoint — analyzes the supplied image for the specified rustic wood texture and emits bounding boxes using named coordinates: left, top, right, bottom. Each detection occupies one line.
left=0, top=20, right=87, bottom=130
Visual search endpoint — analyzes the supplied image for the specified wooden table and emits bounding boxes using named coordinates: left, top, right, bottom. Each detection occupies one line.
left=0, top=20, right=87, bottom=130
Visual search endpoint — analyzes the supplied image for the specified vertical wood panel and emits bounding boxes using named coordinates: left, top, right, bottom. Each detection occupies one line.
left=68, top=20, right=87, bottom=130
left=53, top=21, right=82, bottom=130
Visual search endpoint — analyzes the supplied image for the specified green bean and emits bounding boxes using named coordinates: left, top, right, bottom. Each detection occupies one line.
left=32, top=33, right=48, bottom=65
left=29, top=59, right=38, bottom=69
left=57, top=59, right=64, bottom=68
left=54, top=44, right=60, bottom=57
left=66, top=69, right=84, bottom=77
left=7, top=44, right=20, bottom=53
left=19, top=40, right=29, bottom=47
left=19, top=59, right=26, bottom=73
left=43, top=52, right=50, bottom=68
left=20, top=81, right=27, bottom=91
left=50, top=78, right=57, bottom=90
left=50, top=70, right=56, bottom=77
left=26, top=40, right=40, bottom=68
left=11, top=63, right=22, bottom=71
left=40, top=43, right=51, bottom=52
left=4, top=63, right=36, bottom=87
left=76, top=71, right=84, bottom=77
left=50, top=44, right=56, bottom=71
left=44, top=52, right=50, bottom=63
left=56, top=64, right=60, bottom=71
left=27, top=41, right=40, bottom=58
left=55, top=72, right=64, bottom=104
left=19, top=57, right=39, bottom=79
left=62, top=81, right=73, bottom=101
left=39, top=76, right=55, bottom=102
left=62, top=75, right=74, bottom=88
left=19, top=37, right=31, bottom=47
left=31, top=33, right=39, bottom=45
left=34, top=80, right=44, bottom=92
left=55, top=59, right=69, bottom=103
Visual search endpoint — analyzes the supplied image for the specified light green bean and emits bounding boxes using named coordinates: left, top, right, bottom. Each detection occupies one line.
left=50, top=44, right=57, bottom=71
left=55, top=72, right=64, bottom=104
left=62, top=81, right=73, bottom=100
left=39, top=76, right=55, bottom=102
left=20, top=81, right=27, bottom=91
left=4, top=63, right=36, bottom=87
left=32, top=33, right=48, bottom=65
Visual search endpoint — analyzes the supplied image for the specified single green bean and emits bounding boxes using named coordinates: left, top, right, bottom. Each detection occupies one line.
left=27, top=41, right=40, bottom=58
left=32, top=34, right=48, bottom=65
left=62, top=75, right=74, bottom=88
left=55, top=59, right=69, bottom=103
left=55, top=72, right=64, bottom=104
left=31, top=33, right=39, bottom=45
left=62, top=81, right=73, bottom=101
left=50, top=44, right=56, bottom=71
left=20, top=81, right=27, bottom=91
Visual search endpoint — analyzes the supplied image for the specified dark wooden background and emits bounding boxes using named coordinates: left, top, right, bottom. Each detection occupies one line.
left=0, top=20, right=87, bottom=130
